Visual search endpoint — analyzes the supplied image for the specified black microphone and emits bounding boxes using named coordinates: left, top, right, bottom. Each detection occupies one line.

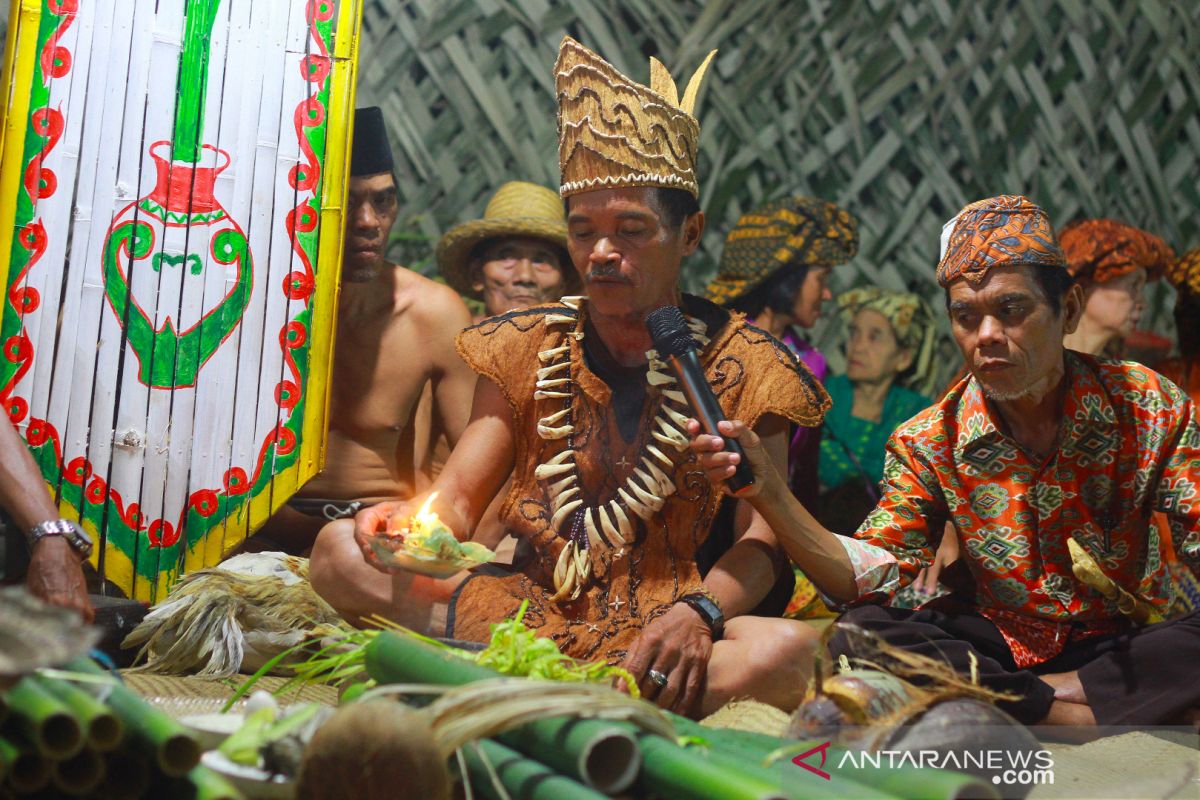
left=645, top=306, right=755, bottom=495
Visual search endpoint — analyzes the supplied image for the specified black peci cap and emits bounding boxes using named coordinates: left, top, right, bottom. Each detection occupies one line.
left=351, top=106, right=394, bottom=177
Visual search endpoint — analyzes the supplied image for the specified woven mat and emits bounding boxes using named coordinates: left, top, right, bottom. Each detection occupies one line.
left=1030, top=732, right=1200, bottom=800
left=121, top=671, right=338, bottom=717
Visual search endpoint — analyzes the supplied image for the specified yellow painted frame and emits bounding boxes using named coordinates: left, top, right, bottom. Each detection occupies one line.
left=0, top=0, right=362, bottom=600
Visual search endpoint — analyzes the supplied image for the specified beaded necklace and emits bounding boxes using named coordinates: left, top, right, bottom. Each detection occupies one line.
left=535, top=297, right=709, bottom=602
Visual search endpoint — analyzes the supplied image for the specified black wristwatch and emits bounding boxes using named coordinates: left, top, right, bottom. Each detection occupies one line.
left=678, top=592, right=725, bottom=640
left=27, top=519, right=93, bottom=559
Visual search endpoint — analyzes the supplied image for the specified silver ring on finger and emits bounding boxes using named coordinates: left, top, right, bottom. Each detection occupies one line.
left=647, top=668, right=669, bottom=688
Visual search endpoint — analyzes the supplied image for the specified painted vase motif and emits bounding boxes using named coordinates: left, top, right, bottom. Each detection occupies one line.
left=101, top=139, right=252, bottom=389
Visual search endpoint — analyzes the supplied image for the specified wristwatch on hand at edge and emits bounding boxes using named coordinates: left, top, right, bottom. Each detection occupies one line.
left=27, top=519, right=93, bottom=559
left=677, top=589, right=725, bottom=640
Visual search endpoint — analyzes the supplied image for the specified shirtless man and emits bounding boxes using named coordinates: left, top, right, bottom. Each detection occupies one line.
left=252, top=107, right=476, bottom=554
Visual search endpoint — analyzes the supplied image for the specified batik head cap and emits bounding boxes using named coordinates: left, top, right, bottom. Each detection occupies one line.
left=705, top=197, right=858, bottom=307
left=1164, top=246, right=1200, bottom=298
left=936, top=195, right=1065, bottom=288
left=555, top=36, right=716, bottom=199
left=1059, top=219, right=1174, bottom=285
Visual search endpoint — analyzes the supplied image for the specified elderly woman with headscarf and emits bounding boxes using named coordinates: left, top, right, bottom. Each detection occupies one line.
left=1059, top=218, right=1174, bottom=357
left=816, top=287, right=936, bottom=536
left=705, top=197, right=859, bottom=511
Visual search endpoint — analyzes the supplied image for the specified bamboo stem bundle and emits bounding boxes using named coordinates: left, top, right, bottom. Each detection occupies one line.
left=34, top=674, right=123, bottom=752
left=3, top=676, right=84, bottom=758
left=366, top=633, right=645, bottom=793
left=66, top=657, right=200, bottom=777
left=463, top=737, right=608, bottom=800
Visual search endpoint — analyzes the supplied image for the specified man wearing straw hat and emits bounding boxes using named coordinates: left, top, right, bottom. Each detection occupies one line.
left=689, top=195, right=1200, bottom=726
left=254, top=107, right=477, bottom=554
left=437, top=181, right=578, bottom=323
left=312, top=40, right=830, bottom=716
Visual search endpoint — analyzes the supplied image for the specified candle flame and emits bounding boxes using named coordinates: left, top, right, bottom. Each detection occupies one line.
left=413, top=492, right=439, bottom=528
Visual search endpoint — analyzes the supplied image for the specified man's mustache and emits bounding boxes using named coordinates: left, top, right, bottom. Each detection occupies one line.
left=587, top=265, right=632, bottom=284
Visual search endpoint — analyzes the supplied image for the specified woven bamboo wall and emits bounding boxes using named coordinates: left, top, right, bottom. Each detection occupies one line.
left=352, top=0, right=1199, bottom=376
left=6, top=1, right=1198, bottom=376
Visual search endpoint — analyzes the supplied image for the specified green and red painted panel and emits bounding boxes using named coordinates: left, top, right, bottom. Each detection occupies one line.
left=0, top=0, right=357, bottom=600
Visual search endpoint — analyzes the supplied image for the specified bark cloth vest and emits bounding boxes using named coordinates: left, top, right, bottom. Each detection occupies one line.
left=447, top=295, right=829, bottom=661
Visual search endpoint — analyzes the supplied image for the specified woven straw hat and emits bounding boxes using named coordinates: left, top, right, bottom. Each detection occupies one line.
left=705, top=197, right=859, bottom=307
left=436, top=181, right=570, bottom=296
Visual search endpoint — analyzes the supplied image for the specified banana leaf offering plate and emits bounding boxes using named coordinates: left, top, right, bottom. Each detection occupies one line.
left=367, top=493, right=496, bottom=578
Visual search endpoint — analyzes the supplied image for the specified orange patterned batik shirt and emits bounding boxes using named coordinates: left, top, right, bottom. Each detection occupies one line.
left=839, top=352, right=1200, bottom=666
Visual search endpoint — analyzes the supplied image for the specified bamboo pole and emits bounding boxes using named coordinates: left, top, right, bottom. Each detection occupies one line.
left=3, top=676, right=83, bottom=758
left=462, top=737, right=608, bottom=800
left=51, top=747, right=104, bottom=796
left=0, top=734, right=51, bottom=794
left=34, top=675, right=123, bottom=752
left=65, top=658, right=200, bottom=777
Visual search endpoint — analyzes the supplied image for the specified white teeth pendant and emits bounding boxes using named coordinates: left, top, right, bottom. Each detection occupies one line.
left=552, top=486, right=581, bottom=514
left=628, top=475, right=664, bottom=513
left=537, top=361, right=570, bottom=380
left=559, top=296, right=584, bottom=310
left=535, top=462, right=574, bottom=480
left=646, top=370, right=676, bottom=387
left=662, top=389, right=687, bottom=405
left=537, top=422, right=573, bottom=440
left=545, top=313, right=575, bottom=326
left=535, top=389, right=572, bottom=400
left=618, top=487, right=652, bottom=520
left=610, top=501, right=634, bottom=540
left=584, top=509, right=608, bottom=551
left=599, top=504, right=623, bottom=545
left=538, top=345, right=570, bottom=363
left=546, top=474, right=577, bottom=499
left=642, top=457, right=675, bottom=495
left=646, top=444, right=673, bottom=468
left=550, top=498, right=583, bottom=530
left=661, top=404, right=690, bottom=429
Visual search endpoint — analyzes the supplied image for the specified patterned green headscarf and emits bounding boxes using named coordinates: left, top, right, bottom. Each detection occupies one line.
left=837, top=286, right=937, bottom=396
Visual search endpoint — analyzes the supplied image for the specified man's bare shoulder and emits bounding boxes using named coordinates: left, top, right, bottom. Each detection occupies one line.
left=388, top=264, right=471, bottom=323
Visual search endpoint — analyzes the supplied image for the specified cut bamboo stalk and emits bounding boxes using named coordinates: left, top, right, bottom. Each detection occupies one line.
left=0, top=734, right=51, bottom=794
left=4, top=676, right=84, bottom=758
left=34, top=675, right=123, bottom=752
left=51, top=747, right=104, bottom=796
left=65, top=658, right=200, bottom=777
left=185, top=763, right=244, bottom=800
left=463, top=737, right=608, bottom=800
left=496, top=717, right=640, bottom=794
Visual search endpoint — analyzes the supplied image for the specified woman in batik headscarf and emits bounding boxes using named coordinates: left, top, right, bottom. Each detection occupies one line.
left=705, top=197, right=858, bottom=512
left=817, top=287, right=936, bottom=536
left=1059, top=219, right=1174, bottom=357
